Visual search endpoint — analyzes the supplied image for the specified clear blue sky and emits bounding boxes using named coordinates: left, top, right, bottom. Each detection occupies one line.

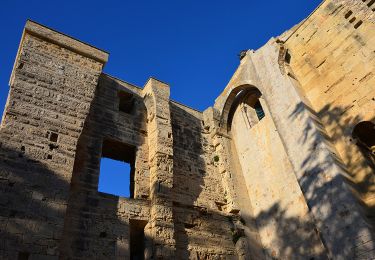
left=0, top=0, right=321, bottom=197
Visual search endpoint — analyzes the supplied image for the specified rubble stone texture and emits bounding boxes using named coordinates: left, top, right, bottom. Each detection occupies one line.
left=0, top=0, right=374, bottom=259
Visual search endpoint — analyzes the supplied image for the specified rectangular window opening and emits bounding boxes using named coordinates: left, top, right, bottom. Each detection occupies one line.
left=254, top=100, right=265, bottom=121
left=344, top=10, right=353, bottom=19
left=354, top=20, right=363, bottom=29
left=118, top=91, right=135, bottom=114
left=349, top=17, right=356, bottom=23
left=98, top=139, right=136, bottom=198
left=130, top=219, right=147, bottom=260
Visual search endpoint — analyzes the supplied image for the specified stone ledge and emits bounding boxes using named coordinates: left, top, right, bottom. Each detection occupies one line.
left=25, top=20, right=109, bottom=64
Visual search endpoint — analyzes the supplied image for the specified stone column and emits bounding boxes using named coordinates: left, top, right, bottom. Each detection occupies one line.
left=142, top=78, right=176, bottom=259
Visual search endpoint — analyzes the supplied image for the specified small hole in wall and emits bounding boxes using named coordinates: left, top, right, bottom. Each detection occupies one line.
left=168, top=132, right=172, bottom=138
left=47, top=154, right=53, bottom=160
left=349, top=17, right=356, bottom=23
left=17, top=63, right=24, bottom=70
left=354, top=21, right=363, bottom=29
left=49, top=132, right=58, bottom=142
left=344, top=10, right=353, bottom=19
left=184, top=223, right=198, bottom=229
left=21, top=146, right=25, bottom=152
left=285, top=50, right=292, bottom=64
left=368, top=0, right=375, bottom=7
left=49, top=143, right=58, bottom=151
left=99, top=231, right=107, bottom=238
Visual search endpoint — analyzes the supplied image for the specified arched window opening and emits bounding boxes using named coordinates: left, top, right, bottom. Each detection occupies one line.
left=352, top=121, right=375, bottom=151
left=352, top=121, right=375, bottom=170
left=224, top=86, right=266, bottom=132
left=240, top=93, right=266, bottom=129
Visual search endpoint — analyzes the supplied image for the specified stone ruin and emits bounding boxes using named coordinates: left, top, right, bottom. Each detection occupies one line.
left=0, top=0, right=375, bottom=259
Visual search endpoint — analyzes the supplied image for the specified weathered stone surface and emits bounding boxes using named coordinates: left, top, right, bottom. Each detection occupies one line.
left=0, top=1, right=374, bottom=259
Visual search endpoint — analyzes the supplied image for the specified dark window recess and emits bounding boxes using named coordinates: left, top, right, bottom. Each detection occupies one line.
left=99, top=139, right=136, bottom=198
left=18, top=252, right=30, bottom=260
left=345, top=10, right=353, bottom=19
left=254, top=100, right=265, bottom=121
left=49, top=132, right=58, bottom=142
left=130, top=219, right=147, bottom=260
left=354, top=20, right=363, bottom=29
left=353, top=121, right=375, bottom=149
left=349, top=17, right=356, bottom=23
left=285, top=50, right=292, bottom=64
left=118, top=91, right=135, bottom=114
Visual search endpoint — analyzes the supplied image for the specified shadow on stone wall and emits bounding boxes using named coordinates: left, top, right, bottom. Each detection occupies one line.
left=170, top=102, right=207, bottom=259
left=4, top=76, right=375, bottom=258
left=285, top=101, right=375, bottom=258
left=229, top=102, right=375, bottom=259
left=290, top=102, right=375, bottom=222
left=0, top=143, right=72, bottom=258
left=60, top=74, right=149, bottom=258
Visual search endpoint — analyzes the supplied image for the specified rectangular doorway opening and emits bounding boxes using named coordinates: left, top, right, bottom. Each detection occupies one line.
left=130, top=219, right=148, bottom=260
left=18, top=252, right=30, bottom=260
left=98, top=138, right=136, bottom=198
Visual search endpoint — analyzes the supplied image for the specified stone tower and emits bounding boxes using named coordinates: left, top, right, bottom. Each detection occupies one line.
left=0, top=0, right=374, bottom=259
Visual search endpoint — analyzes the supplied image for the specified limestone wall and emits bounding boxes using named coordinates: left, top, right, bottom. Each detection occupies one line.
left=1, top=1, right=375, bottom=258
left=170, top=102, right=237, bottom=259
left=59, top=74, right=151, bottom=258
left=0, top=20, right=107, bottom=259
left=213, top=1, right=375, bottom=257
left=0, top=21, right=241, bottom=259
left=231, top=99, right=323, bottom=259
left=286, top=0, right=375, bottom=222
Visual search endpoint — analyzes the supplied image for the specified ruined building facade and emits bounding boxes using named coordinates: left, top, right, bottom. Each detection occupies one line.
left=0, top=0, right=375, bottom=259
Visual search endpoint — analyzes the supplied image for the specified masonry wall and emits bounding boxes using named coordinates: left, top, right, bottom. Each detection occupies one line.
left=170, top=102, right=237, bottom=259
left=213, top=0, right=375, bottom=256
left=285, top=0, right=375, bottom=224
left=1, top=1, right=375, bottom=258
left=0, top=21, right=107, bottom=259
left=230, top=99, right=325, bottom=259
left=59, top=74, right=151, bottom=258
left=0, top=21, right=242, bottom=259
